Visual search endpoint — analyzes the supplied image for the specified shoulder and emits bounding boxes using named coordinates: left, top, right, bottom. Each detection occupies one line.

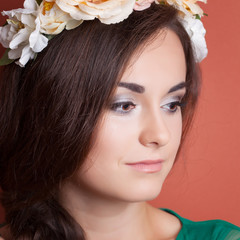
left=147, top=206, right=182, bottom=239
left=202, top=219, right=240, bottom=240
left=162, top=208, right=240, bottom=240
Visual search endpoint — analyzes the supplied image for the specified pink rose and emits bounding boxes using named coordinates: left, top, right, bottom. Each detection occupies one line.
left=134, top=0, right=155, bottom=11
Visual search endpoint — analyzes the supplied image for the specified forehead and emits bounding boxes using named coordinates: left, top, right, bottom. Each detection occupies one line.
left=120, top=29, right=186, bottom=91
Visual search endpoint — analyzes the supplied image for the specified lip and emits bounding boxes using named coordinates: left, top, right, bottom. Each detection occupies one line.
left=126, top=160, right=164, bottom=173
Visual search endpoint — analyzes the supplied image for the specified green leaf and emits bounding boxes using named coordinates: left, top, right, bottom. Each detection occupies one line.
left=43, top=34, right=55, bottom=42
left=46, top=34, right=54, bottom=41
left=36, top=0, right=43, bottom=6
left=203, top=13, right=208, bottom=17
left=0, top=49, right=15, bottom=66
left=195, top=14, right=201, bottom=20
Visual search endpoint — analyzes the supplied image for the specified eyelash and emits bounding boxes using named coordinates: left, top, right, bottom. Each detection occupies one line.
left=110, top=99, right=186, bottom=115
left=110, top=101, right=137, bottom=115
left=163, top=101, right=186, bottom=113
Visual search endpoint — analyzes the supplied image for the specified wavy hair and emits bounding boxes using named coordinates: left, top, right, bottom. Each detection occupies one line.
left=0, top=3, right=200, bottom=239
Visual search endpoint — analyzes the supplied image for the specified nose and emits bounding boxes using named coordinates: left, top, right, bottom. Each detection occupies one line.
left=139, top=111, right=170, bottom=148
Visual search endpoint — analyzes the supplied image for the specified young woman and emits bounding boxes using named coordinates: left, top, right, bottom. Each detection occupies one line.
left=0, top=0, right=239, bottom=239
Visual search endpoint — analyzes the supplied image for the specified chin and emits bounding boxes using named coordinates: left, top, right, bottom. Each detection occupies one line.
left=122, top=182, right=164, bottom=203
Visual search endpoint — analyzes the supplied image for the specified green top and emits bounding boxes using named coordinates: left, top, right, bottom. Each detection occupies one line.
left=162, top=208, right=240, bottom=240
left=1, top=209, right=240, bottom=239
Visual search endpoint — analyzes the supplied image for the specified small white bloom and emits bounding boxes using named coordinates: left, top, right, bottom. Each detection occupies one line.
left=161, top=0, right=206, bottom=17
left=0, top=0, right=48, bottom=67
left=0, top=22, right=18, bottom=48
left=179, top=15, right=208, bottom=62
left=0, top=0, right=208, bottom=66
left=39, top=0, right=83, bottom=35
left=55, top=0, right=136, bottom=24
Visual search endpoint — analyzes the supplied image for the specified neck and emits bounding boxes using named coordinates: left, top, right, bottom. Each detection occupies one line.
left=59, top=181, right=153, bottom=240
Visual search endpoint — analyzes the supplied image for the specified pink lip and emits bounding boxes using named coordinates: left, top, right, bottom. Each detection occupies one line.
left=126, top=160, right=164, bottom=173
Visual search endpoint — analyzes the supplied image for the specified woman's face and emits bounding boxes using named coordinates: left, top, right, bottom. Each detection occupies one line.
left=69, top=29, right=186, bottom=202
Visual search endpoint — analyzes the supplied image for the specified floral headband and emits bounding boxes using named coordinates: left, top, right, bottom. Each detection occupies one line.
left=0, top=0, right=207, bottom=67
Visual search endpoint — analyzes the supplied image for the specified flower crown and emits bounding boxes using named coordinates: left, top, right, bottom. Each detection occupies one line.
left=0, top=0, right=207, bottom=67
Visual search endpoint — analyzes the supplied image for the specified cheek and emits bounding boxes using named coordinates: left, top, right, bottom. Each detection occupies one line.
left=172, top=116, right=182, bottom=149
left=69, top=111, right=183, bottom=202
left=73, top=122, right=135, bottom=200
left=73, top=116, right=145, bottom=200
left=166, top=113, right=182, bottom=139
left=79, top=116, right=132, bottom=178
left=89, top=114, right=139, bottom=161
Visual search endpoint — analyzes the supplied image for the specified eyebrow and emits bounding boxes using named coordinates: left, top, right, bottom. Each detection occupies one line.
left=118, top=82, right=145, bottom=93
left=118, top=81, right=186, bottom=94
left=168, top=82, right=186, bottom=93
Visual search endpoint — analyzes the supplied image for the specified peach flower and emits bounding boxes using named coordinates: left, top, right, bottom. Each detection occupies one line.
left=162, top=0, right=207, bottom=18
left=134, top=0, right=155, bottom=11
left=54, top=0, right=136, bottom=24
left=39, top=0, right=83, bottom=35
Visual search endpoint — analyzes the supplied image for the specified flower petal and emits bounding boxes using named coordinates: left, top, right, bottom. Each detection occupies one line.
left=20, top=13, right=36, bottom=27
left=134, top=0, right=155, bottom=11
left=55, top=0, right=136, bottom=23
left=8, top=45, right=24, bottom=59
left=0, top=25, right=14, bottom=48
left=9, top=28, right=30, bottom=49
left=23, top=0, right=38, bottom=11
left=180, top=16, right=208, bottom=62
left=16, top=45, right=35, bottom=67
left=30, top=31, right=48, bottom=52
left=65, top=19, right=83, bottom=30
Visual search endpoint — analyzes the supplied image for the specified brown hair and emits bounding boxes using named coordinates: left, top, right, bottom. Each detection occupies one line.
left=0, top=3, right=200, bottom=239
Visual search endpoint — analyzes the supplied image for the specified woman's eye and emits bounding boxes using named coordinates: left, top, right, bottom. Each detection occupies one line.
left=110, top=101, right=136, bottom=114
left=162, top=101, right=185, bottom=113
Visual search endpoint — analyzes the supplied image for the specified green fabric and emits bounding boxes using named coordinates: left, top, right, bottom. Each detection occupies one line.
left=162, top=208, right=240, bottom=240
left=1, top=209, right=239, bottom=239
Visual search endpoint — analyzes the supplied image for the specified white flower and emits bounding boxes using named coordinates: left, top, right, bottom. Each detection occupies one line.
left=39, top=0, right=83, bottom=35
left=0, top=0, right=48, bottom=67
left=0, top=0, right=208, bottom=66
left=179, top=15, right=208, bottom=62
left=0, top=21, right=18, bottom=49
left=55, top=0, right=136, bottom=24
left=161, top=0, right=207, bottom=17
left=154, top=0, right=208, bottom=61
left=134, top=0, right=155, bottom=11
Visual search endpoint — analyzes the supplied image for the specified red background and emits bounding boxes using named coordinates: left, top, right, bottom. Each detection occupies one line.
left=1, top=0, right=240, bottom=226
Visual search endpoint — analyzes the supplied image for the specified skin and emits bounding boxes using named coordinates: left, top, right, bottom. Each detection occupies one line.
left=0, top=29, right=186, bottom=240
left=59, top=29, right=187, bottom=240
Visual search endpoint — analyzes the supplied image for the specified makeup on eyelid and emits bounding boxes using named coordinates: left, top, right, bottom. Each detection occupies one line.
left=109, top=93, right=186, bottom=114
